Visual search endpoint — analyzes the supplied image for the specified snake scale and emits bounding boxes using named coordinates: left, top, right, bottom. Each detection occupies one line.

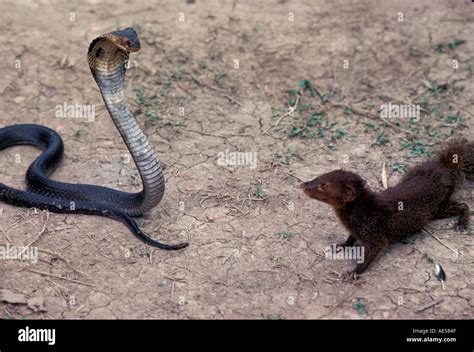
left=0, top=28, right=188, bottom=250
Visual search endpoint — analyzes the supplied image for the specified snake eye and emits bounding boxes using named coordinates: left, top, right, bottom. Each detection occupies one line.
left=125, top=39, right=132, bottom=47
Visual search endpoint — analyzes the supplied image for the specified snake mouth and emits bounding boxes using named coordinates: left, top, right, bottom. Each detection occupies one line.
left=107, top=31, right=141, bottom=53
left=88, top=27, right=141, bottom=57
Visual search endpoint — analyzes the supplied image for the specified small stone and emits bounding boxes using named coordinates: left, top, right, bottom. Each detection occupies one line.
left=13, top=96, right=26, bottom=104
left=206, top=214, right=217, bottom=222
left=352, top=145, right=368, bottom=158
left=174, top=272, right=186, bottom=281
left=88, top=292, right=111, bottom=306
left=40, top=85, right=57, bottom=98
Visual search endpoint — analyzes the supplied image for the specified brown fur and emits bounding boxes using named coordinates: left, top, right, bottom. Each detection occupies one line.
left=301, top=139, right=473, bottom=276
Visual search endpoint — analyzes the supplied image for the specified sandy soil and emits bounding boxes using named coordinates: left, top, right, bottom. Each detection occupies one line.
left=0, top=0, right=473, bottom=319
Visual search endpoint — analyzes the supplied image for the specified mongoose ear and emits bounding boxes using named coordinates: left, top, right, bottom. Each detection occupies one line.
left=342, top=184, right=356, bottom=202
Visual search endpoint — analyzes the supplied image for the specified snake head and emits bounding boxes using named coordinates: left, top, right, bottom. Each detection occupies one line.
left=107, top=27, right=141, bottom=53
left=88, top=27, right=141, bottom=57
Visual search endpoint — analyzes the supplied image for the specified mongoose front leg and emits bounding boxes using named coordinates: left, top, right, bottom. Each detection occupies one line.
left=436, top=201, right=470, bottom=232
left=352, top=240, right=387, bottom=276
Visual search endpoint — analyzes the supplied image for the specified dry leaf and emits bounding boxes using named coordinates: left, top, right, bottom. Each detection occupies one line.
left=381, top=162, right=388, bottom=189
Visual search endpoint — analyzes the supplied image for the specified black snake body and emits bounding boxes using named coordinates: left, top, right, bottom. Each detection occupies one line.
left=0, top=28, right=188, bottom=250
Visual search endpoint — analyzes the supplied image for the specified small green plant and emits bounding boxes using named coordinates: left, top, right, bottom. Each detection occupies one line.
left=400, top=140, right=433, bottom=158
left=248, top=184, right=265, bottom=199
left=327, top=142, right=337, bottom=151
left=133, top=87, right=146, bottom=105
left=446, top=113, right=462, bottom=124
left=230, top=86, right=239, bottom=94
left=261, top=313, right=284, bottom=320
left=352, top=300, right=367, bottom=316
left=277, top=231, right=295, bottom=241
left=178, top=68, right=187, bottom=79
left=364, top=122, right=375, bottom=133
left=253, top=22, right=261, bottom=33
left=343, top=105, right=351, bottom=115
left=427, top=83, right=448, bottom=94
left=391, top=162, right=407, bottom=173
left=144, top=106, right=160, bottom=121
left=331, top=128, right=346, bottom=141
left=210, top=51, right=222, bottom=61
left=128, top=245, right=151, bottom=258
left=321, top=93, right=330, bottom=103
left=364, top=101, right=375, bottom=110
left=133, top=81, right=168, bottom=122
left=288, top=126, right=308, bottom=138
left=197, top=59, right=208, bottom=70
left=416, top=96, right=430, bottom=111
left=447, top=38, right=466, bottom=50
left=423, top=252, right=436, bottom=264
left=375, top=132, right=389, bottom=145
left=214, top=72, right=226, bottom=87
left=273, top=148, right=299, bottom=166
left=298, top=79, right=317, bottom=97
left=436, top=38, right=466, bottom=52
left=179, top=51, right=193, bottom=64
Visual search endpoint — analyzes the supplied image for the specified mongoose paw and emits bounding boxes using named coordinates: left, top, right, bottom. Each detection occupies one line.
left=455, top=222, right=469, bottom=233
left=341, top=270, right=359, bottom=281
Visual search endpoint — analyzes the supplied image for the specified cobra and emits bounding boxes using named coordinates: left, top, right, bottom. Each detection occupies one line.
left=0, top=28, right=188, bottom=250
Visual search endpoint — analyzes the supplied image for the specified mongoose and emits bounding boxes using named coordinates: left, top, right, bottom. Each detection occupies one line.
left=301, top=139, right=473, bottom=277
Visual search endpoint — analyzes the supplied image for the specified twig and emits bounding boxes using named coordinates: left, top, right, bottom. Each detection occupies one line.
left=45, top=278, right=70, bottom=292
left=200, top=82, right=242, bottom=106
left=286, top=173, right=304, bottom=183
left=26, top=269, right=95, bottom=287
left=0, top=242, right=91, bottom=278
left=1, top=228, right=12, bottom=243
left=316, top=287, right=350, bottom=319
left=263, top=94, right=301, bottom=135
left=330, top=102, right=414, bottom=135
left=222, top=249, right=238, bottom=265
left=25, top=211, right=50, bottom=248
left=423, top=228, right=458, bottom=255
left=309, top=85, right=408, bottom=133
left=171, top=280, right=175, bottom=300
left=416, top=299, right=443, bottom=313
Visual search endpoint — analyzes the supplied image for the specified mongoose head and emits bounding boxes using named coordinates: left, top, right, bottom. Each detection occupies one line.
left=300, top=169, right=366, bottom=208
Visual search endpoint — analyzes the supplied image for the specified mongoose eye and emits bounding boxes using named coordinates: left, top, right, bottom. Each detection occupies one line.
left=319, top=183, right=328, bottom=191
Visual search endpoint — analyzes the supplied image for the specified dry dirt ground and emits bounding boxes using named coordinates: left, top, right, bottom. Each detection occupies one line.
left=0, top=0, right=473, bottom=319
